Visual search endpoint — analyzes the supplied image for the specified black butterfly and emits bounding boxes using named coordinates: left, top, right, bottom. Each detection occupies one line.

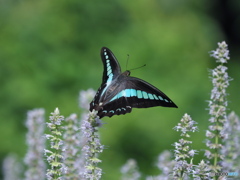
left=90, top=47, right=178, bottom=118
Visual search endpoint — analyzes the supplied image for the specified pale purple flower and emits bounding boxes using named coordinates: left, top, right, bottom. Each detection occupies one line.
left=188, top=149, right=197, bottom=157
left=146, top=150, right=175, bottom=180
left=210, top=41, right=230, bottom=63
left=24, top=108, right=45, bottom=180
left=79, top=89, right=96, bottom=110
left=3, top=154, right=23, bottom=180
left=192, top=160, right=212, bottom=180
left=173, top=114, right=198, bottom=137
left=121, top=159, right=141, bottom=180
left=205, top=130, right=214, bottom=138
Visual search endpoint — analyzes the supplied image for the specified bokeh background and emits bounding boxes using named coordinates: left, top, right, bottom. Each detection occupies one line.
left=0, top=0, right=239, bottom=179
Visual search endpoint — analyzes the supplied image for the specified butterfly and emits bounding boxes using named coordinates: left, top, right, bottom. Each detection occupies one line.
left=90, top=47, right=178, bottom=118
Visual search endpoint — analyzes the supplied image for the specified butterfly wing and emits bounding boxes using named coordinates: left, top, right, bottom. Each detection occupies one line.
left=101, top=47, right=121, bottom=85
left=124, top=77, right=178, bottom=108
left=96, top=75, right=178, bottom=118
left=90, top=47, right=121, bottom=112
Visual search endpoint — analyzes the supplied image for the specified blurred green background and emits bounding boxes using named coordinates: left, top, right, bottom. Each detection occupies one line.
left=0, top=0, right=239, bottom=179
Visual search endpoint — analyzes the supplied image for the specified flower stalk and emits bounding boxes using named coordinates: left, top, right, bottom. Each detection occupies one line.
left=24, top=108, right=45, bottom=180
left=221, top=111, right=240, bottom=175
left=172, top=113, right=198, bottom=179
left=205, top=41, right=231, bottom=176
left=45, top=108, right=66, bottom=180
left=63, top=113, right=80, bottom=180
left=81, top=110, right=103, bottom=180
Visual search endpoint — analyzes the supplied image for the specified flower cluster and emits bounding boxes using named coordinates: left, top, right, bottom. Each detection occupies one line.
left=210, top=41, right=230, bottom=63
left=3, top=154, right=22, bottom=180
left=63, top=113, right=80, bottom=180
left=172, top=113, right=198, bottom=179
left=81, top=110, right=103, bottom=180
left=192, top=160, right=211, bottom=180
left=192, top=160, right=212, bottom=180
left=221, top=112, right=240, bottom=175
left=79, top=89, right=96, bottom=111
left=44, top=108, right=66, bottom=180
left=205, top=41, right=231, bottom=173
left=24, top=108, right=45, bottom=180
left=121, top=159, right=141, bottom=180
left=146, top=150, right=175, bottom=180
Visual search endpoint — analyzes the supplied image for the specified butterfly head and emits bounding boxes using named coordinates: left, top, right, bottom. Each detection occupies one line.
left=123, top=70, right=131, bottom=76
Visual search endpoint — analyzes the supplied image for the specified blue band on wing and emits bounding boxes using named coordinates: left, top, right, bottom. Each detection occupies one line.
left=110, top=89, right=170, bottom=102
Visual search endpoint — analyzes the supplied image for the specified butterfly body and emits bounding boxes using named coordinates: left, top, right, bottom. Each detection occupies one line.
left=90, top=47, right=177, bottom=118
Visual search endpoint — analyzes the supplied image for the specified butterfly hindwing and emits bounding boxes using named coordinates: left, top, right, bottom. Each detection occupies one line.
left=96, top=76, right=177, bottom=117
left=124, top=77, right=177, bottom=108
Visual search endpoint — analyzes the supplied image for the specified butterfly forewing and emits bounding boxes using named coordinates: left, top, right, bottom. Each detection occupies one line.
left=101, top=47, right=121, bottom=85
left=90, top=47, right=121, bottom=112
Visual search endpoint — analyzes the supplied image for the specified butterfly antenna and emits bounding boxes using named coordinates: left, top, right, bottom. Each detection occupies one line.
left=125, top=53, right=146, bottom=71
left=129, top=64, right=146, bottom=71
left=126, top=54, right=130, bottom=70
